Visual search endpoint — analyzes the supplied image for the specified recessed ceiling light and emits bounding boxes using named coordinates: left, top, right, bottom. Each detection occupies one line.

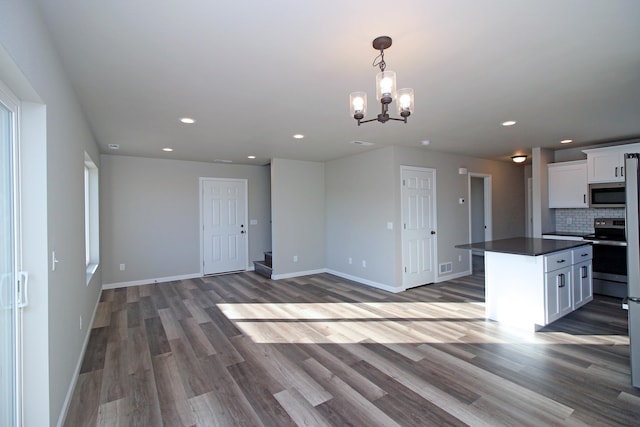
left=247, top=155, right=256, bottom=159
left=162, top=148, right=173, bottom=152
left=502, top=120, right=517, bottom=127
left=421, top=140, right=431, bottom=146
left=293, top=134, right=304, bottom=139
left=214, top=159, right=233, bottom=163
left=560, top=139, right=573, bottom=144
left=180, top=117, right=195, bottom=124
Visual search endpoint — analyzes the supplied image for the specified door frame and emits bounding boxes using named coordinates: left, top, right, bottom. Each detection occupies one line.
left=0, top=77, right=23, bottom=427
left=400, top=165, right=438, bottom=290
left=199, top=177, right=249, bottom=276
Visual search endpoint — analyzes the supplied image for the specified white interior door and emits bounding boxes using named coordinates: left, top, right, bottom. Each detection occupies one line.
left=201, top=178, right=248, bottom=275
left=401, top=166, right=437, bottom=289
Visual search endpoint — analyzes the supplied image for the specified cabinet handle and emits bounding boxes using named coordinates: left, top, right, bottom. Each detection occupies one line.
left=615, top=166, right=619, bottom=177
left=621, top=166, right=624, bottom=177
left=558, top=273, right=566, bottom=288
left=557, top=259, right=566, bottom=264
left=581, top=253, right=589, bottom=257
left=581, top=265, right=588, bottom=279
left=584, top=194, right=586, bottom=204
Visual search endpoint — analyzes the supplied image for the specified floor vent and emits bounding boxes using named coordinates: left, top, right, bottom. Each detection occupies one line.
left=439, top=262, right=453, bottom=274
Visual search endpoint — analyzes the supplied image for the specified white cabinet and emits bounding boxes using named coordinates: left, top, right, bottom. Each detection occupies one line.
left=583, top=143, right=640, bottom=183
left=548, top=160, right=588, bottom=208
left=544, top=250, right=573, bottom=324
left=484, top=244, right=593, bottom=330
left=572, top=246, right=593, bottom=309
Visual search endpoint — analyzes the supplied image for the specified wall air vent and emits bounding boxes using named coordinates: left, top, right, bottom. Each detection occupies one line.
left=349, top=140, right=375, bottom=146
left=439, top=262, right=453, bottom=274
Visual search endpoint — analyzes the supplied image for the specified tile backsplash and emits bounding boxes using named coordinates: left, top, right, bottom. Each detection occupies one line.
left=555, top=208, right=625, bottom=234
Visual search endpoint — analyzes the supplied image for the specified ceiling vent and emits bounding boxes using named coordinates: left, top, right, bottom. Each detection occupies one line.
left=349, top=140, right=375, bottom=146
left=108, top=144, right=120, bottom=150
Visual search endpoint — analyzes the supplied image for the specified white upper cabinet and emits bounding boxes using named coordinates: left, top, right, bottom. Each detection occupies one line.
left=548, top=160, right=588, bottom=208
left=583, top=143, right=640, bottom=183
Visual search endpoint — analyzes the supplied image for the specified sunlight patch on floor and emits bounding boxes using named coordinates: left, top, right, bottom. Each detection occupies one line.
left=217, top=302, right=629, bottom=345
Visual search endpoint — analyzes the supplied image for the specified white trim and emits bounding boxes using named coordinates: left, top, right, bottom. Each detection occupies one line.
left=102, top=272, right=202, bottom=290
left=436, top=270, right=472, bottom=283
left=271, top=268, right=327, bottom=280
left=56, top=291, right=101, bottom=427
left=325, top=269, right=403, bottom=293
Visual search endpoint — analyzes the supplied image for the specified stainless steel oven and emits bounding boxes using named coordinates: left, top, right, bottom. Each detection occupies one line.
left=583, top=218, right=627, bottom=298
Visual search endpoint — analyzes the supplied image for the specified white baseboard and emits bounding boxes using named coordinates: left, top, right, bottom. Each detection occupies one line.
left=271, top=268, right=327, bottom=280
left=325, top=269, right=402, bottom=293
left=436, top=270, right=472, bottom=283
left=102, top=272, right=202, bottom=290
left=56, top=291, right=101, bottom=427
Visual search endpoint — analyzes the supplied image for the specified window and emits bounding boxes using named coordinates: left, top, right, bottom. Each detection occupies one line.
left=84, top=153, right=99, bottom=283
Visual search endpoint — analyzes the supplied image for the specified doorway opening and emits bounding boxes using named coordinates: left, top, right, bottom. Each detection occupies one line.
left=468, top=174, right=492, bottom=273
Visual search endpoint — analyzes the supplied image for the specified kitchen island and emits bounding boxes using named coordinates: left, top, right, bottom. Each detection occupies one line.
left=456, top=238, right=593, bottom=330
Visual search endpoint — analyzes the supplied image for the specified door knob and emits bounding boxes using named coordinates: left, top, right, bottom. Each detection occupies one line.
left=431, top=230, right=436, bottom=235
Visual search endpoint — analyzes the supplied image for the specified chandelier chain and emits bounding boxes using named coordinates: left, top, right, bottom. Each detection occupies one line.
left=372, top=50, right=386, bottom=72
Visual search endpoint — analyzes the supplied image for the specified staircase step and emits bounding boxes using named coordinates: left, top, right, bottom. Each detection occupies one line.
left=264, top=251, right=272, bottom=267
left=253, top=260, right=272, bottom=279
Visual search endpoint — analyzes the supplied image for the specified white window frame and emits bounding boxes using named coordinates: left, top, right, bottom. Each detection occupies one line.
left=84, top=153, right=99, bottom=284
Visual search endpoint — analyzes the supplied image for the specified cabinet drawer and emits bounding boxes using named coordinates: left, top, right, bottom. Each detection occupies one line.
left=572, top=245, right=593, bottom=263
left=545, top=250, right=572, bottom=272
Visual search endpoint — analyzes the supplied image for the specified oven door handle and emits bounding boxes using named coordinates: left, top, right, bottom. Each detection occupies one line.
left=585, top=239, right=627, bottom=247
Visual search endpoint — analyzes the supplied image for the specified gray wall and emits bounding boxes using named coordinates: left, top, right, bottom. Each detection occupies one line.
left=0, top=1, right=102, bottom=425
left=101, top=155, right=271, bottom=284
left=271, top=158, right=325, bottom=277
left=532, top=147, right=556, bottom=236
left=394, top=146, right=526, bottom=287
left=325, top=147, right=397, bottom=288
left=470, top=177, right=485, bottom=243
left=324, top=145, right=526, bottom=291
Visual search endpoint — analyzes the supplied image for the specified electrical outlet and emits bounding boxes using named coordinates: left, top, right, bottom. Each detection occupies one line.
left=293, top=255, right=298, bottom=262
left=120, top=263, right=125, bottom=271
left=458, top=255, right=462, bottom=262
left=348, top=257, right=352, bottom=264
left=79, top=315, right=83, bottom=330
left=362, top=260, right=367, bottom=268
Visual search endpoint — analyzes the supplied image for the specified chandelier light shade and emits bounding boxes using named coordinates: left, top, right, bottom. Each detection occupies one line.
left=350, top=91, right=367, bottom=120
left=350, top=36, right=414, bottom=125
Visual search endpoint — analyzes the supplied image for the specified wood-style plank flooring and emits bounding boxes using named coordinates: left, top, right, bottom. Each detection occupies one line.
left=64, top=271, right=640, bottom=426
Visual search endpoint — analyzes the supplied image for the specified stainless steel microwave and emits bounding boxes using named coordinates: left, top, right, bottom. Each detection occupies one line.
left=589, top=182, right=625, bottom=207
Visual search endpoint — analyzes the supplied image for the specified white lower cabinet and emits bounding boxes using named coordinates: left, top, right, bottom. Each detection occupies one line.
left=544, top=251, right=573, bottom=325
left=485, top=244, right=593, bottom=331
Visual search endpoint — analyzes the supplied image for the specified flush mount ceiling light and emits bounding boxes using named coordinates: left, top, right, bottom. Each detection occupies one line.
left=350, top=36, right=414, bottom=126
left=511, top=155, right=527, bottom=163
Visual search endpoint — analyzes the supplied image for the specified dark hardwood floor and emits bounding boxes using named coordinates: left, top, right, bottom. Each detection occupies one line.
left=64, top=271, right=640, bottom=426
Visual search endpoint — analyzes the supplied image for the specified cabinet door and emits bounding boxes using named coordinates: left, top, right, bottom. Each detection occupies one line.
left=548, top=161, right=588, bottom=208
left=545, top=266, right=572, bottom=324
left=587, top=149, right=625, bottom=183
left=572, top=261, right=593, bottom=309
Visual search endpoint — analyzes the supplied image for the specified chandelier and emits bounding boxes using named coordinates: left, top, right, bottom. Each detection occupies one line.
left=350, top=36, right=414, bottom=125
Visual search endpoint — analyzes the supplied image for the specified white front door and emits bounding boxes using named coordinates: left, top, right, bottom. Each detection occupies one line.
left=201, top=178, right=248, bottom=275
left=401, top=166, right=437, bottom=289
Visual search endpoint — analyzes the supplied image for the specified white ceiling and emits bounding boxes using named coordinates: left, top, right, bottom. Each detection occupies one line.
left=34, top=0, right=640, bottom=165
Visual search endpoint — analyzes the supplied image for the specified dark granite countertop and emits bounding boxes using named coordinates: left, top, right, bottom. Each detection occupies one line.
left=455, top=237, right=591, bottom=256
